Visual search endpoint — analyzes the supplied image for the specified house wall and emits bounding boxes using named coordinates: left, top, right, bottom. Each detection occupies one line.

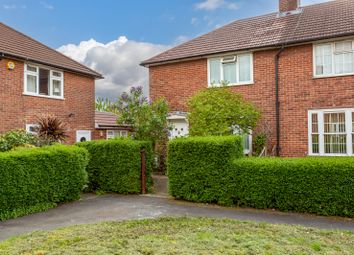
left=149, top=43, right=354, bottom=157
left=0, top=58, right=95, bottom=144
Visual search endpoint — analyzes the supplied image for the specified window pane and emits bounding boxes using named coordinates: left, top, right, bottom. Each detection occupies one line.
left=315, top=44, right=332, bottom=75
left=52, top=80, right=62, bottom=97
left=335, top=52, right=354, bottom=74
left=52, top=71, right=62, bottom=78
left=324, top=113, right=346, bottom=133
left=312, top=113, right=318, bottom=133
left=312, top=134, right=319, bottom=154
left=209, top=59, right=221, bottom=84
left=39, top=69, right=49, bottom=96
left=26, top=65, right=37, bottom=72
left=223, top=62, right=237, bottom=84
left=324, top=134, right=347, bottom=154
left=335, top=41, right=352, bottom=52
left=26, top=75, right=37, bottom=93
left=239, top=54, right=251, bottom=82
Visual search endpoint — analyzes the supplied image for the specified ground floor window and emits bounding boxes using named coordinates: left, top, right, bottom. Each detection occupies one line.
left=107, top=130, right=128, bottom=139
left=25, top=124, right=39, bottom=135
left=308, top=108, right=354, bottom=156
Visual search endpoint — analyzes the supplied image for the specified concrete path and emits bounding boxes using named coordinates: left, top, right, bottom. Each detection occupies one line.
left=0, top=194, right=353, bottom=241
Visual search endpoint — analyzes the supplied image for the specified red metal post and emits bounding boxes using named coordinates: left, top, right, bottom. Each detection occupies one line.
left=141, top=149, right=146, bottom=194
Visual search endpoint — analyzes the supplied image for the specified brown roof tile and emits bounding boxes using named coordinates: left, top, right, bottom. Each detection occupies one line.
left=0, top=22, right=103, bottom=78
left=142, top=0, right=354, bottom=66
left=95, top=111, right=131, bottom=129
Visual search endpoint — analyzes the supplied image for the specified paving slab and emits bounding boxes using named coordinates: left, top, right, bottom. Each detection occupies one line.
left=0, top=194, right=353, bottom=241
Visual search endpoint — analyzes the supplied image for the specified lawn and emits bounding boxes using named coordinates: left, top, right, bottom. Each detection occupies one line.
left=0, top=218, right=353, bottom=255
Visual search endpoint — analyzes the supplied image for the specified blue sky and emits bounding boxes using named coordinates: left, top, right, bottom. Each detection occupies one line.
left=0, top=0, right=329, bottom=98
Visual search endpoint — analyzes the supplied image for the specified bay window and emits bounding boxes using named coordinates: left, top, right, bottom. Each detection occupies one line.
left=308, top=109, right=354, bottom=156
left=208, top=53, right=253, bottom=86
left=24, top=64, right=64, bottom=98
left=314, top=40, right=354, bottom=77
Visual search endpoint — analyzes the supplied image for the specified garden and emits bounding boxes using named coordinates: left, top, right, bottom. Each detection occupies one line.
left=0, top=86, right=353, bottom=253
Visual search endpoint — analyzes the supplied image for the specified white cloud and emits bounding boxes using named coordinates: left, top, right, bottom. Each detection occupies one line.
left=3, top=4, right=17, bottom=10
left=174, top=35, right=189, bottom=45
left=195, top=0, right=239, bottom=11
left=191, top=17, right=199, bottom=26
left=41, top=1, right=54, bottom=10
left=58, top=37, right=169, bottom=99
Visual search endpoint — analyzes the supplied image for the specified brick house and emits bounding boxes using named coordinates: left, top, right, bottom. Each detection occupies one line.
left=142, top=0, right=354, bottom=157
left=93, top=111, right=132, bottom=140
left=0, top=22, right=103, bottom=143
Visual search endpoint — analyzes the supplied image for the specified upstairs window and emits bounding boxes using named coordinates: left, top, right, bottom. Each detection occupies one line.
left=314, top=40, right=354, bottom=77
left=208, top=53, right=253, bottom=86
left=24, top=64, right=64, bottom=98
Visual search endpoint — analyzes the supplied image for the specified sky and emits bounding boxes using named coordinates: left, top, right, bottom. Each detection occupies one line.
left=0, top=0, right=330, bottom=98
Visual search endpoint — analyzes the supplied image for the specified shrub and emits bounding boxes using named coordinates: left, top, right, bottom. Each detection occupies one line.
left=232, top=157, right=354, bottom=217
left=36, top=115, right=68, bottom=145
left=0, top=129, right=38, bottom=152
left=77, top=139, right=153, bottom=193
left=167, top=136, right=244, bottom=205
left=0, top=145, right=88, bottom=220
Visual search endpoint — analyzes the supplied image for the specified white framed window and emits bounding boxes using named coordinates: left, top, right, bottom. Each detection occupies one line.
left=208, top=53, right=253, bottom=86
left=25, top=124, right=39, bottom=135
left=308, top=109, right=354, bottom=156
left=314, top=40, right=354, bottom=78
left=232, top=126, right=252, bottom=155
left=24, top=64, right=64, bottom=99
left=107, top=130, right=128, bottom=139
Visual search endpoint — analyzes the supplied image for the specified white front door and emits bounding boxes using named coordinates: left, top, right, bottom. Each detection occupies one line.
left=76, top=130, right=91, bottom=142
left=170, top=120, right=189, bottom=139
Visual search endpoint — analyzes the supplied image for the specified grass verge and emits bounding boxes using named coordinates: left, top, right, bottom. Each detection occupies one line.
left=0, top=217, right=353, bottom=255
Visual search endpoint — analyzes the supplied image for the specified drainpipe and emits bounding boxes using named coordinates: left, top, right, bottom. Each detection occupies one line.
left=275, top=46, right=285, bottom=157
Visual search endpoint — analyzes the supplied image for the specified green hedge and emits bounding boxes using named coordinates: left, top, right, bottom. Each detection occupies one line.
left=168, top=136, right=354, bottom=217
left=0, top=145, right=89, bottom=221
left=167, top=136, right=244, bottom=205
left=77, top=139, right=153, bottom=193
left=232, top=157, right=354, bottom=217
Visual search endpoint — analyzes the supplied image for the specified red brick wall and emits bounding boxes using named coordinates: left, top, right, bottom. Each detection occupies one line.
left=0, top=58, right=95, bottom=144
left=149, top=43, right=354, bottom=157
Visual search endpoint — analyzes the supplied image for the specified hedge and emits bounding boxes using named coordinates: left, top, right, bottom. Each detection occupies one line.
left=77, top=139, right=153, bottom=193
left=168, top=136, right=354, bottom=217
left=167, top=136, right=244, bottom=205
left=0, top=145, right=89, bottom=221
left=232, top=157, right=354, bottom=217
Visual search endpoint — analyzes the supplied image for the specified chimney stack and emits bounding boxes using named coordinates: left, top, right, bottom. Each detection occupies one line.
left=279, top=0, right=300, bottom=13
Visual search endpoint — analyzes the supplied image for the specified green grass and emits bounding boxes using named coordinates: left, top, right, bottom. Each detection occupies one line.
left=0, top=217, right=353, bottom=255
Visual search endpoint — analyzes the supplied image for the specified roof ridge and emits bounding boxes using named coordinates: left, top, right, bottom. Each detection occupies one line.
left=0, top=22, right=102, bottom=78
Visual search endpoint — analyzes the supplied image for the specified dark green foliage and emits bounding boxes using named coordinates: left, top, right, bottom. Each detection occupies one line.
left=0, top=129, right=38, bottom=152
left=77, top=139, right=153, bottom=193
left=167, top=136, right=244, bottom=205
left=168, top=139, right=354, bottom=217
left=0, top=145, right=89, bottom=220
left=252, top=133, right=267, bottom=156
left=232, top=158, right=354, bottom=217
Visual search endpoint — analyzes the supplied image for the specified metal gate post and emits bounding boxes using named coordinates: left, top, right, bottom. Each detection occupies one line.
left=140, top=149, right=146, bottom=194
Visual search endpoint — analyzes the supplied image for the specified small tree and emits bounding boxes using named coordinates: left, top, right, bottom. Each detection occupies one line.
left=188, top=87, right=260, bottom=136
left=116, top=86, right=170, bottom=173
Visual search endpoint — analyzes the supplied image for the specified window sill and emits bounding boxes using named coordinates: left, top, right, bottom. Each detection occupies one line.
left=23, top=93, right=65, bottom=100
left=208, top=82, right=254, bottom=88
left=313, top=73, right=354, bottom=79
left=308, top=153, right=353, bottom=157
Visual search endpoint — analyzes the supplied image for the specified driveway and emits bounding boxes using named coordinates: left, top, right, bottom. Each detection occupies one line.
left=0, top=194, right=353, bottom=241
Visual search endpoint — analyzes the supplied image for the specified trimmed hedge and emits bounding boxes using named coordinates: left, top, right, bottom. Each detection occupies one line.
left=0, top=145, right=89, bottom=221
left=232, top=157, right=354, bottom=217
left=167, top=136, right=244, bottom=205
left=168, top=136, right=354, bottom=217
left=77, top=139, right=153, bottom=193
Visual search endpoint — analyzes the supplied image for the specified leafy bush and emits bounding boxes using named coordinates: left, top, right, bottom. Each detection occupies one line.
left=0, top=145, right=89, bottom=220
left=232, top=157, right=354, bottom=217
left=188, top=87, right=260, bottom=136
left=167, top=136, right=244, bottom=205
left=77, top=139, right=153, bottom=193
left=0, top=129, right=38, bottom=152
left=36, top=115, right=68, bottom=145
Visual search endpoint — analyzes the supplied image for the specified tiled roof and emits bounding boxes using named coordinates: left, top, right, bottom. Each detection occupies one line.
left=142, top=0, right=354, bottom=66
left=0, top=22, right=103, bottom=78
left=95, top=111, right=131, bottom=129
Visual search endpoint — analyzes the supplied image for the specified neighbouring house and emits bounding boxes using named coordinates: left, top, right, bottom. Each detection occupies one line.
left=142, top=0, right=354, bottom=157
left=0, top=22, right=103, bottom=143
left=93, top=111, right=132, bottom=140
